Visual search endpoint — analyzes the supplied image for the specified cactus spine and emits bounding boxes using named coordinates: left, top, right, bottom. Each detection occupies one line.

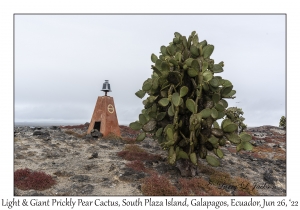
left=130, top=31, right=252, bottom=167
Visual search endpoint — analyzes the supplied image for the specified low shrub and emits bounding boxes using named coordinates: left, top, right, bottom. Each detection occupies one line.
left=117, top=145, right=162, bottom=162
left=14, top=168, right=56, bottom=191
left=122, top=137, right=136, bottom=144
left=126, top=160, right=148, bottom=172
left=141, top=172, right=178, bottom=196
left=64, top=129, right=86, bottom=138
left=178, top=177, right=230, bottom=196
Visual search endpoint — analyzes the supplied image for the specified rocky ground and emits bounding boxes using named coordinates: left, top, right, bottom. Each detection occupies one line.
left=14, top=123, right=286, bottom=196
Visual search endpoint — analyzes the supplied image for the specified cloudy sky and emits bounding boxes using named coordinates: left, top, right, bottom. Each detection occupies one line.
left=14, top=14, right=285, bottom=127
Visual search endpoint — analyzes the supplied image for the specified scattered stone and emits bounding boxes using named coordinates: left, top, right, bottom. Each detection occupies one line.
left=88, top=152, right=98, bottom=159
left=109, top=164, right=115, bottom=172
left=71, top=175, right=90, bottom=182
left=263, top=169, right=277, bottom=185
left=90, top=129, right=103, bottom=138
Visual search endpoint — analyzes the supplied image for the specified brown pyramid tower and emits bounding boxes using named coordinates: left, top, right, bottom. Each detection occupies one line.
left=87, top=80, right=120, bottom=137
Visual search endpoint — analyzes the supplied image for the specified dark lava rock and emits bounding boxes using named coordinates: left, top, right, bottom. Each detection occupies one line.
left=263, top=169, right=277, bottom=185
left=33, top=130, right=50, bottom=136
left=71, top=175, right=90, bottom=182
left=92, top=152, right=98, bottom=158
left=90, top=129, right=103, bottom=138
left=119, top=168, right=146, bottom=182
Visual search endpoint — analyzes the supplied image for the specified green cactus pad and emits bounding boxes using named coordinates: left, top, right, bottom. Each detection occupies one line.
left=155, top=127, right=163, bottom=137
left=221, top=85, right=233, bottom=96
left=167, top=45, right=176, bottom=56
left=191, top=59, right=200, bottom=70
left=209, top=78, right=220, bottom=88
left=175, top=52, right=182, bottom=62
left=151, top=65, right=162, bottom=76
left=208, top=135, right=219, bottom=145
left=212, top=93, right=220, bottom=103
left=203, top=70, right=213, bottom=81
left=148, top=111, right=156, bottom=119
left=242, top=142, right=253, bottom=151
left=223, top=123, right=238, bottom=133
left=161, top=61, right=170, bottom=72
left=135, top=90, right=146, bottom=99
left=129, top=121, right=142, bottom=131
left=202, top=61, right=208, bottom=72
left=173, top=37, right=180, bottom=44
left=223, top=90, right=236, bottom=98
left=217, top=111, right=225, bottom=119
left=184, top=58, right=194, bottom=66
left=167, top=128, right=174, bottom=141
left=190, top=45, right=200, bottom=57
left=186, top=99, right=196, bottom=114
left=215, top=103, right=225, bottom=112
left=222, top=80, right=232, bottom=87
left=171, top=92, right=181, bottom=107
left=206, top=155, right=220, bottom=167
left=216, top=148, right=224, bottom=158
left=213, top=121, right=220, bottom=129
left=158, top=98, right=169, bottom=107
left=218, top=99, right=228, bottom=108
left=200, top=108, right=211, bottom=118
left=225, top=133, right=241, bottom=144
left=203, top=45, right=214, bottom=58
left=202, top=82, right=209, bottom=91
left=157, top=112, right=166, bottom=121
left=136, top=132, right=146, bottom=141
left=239, top=132, right=252, bottom=142
left=190, top=152, right=198, bottom=165
left=212, top=64, right=224, bottom=73
left=192, top=34, right=199, bottom=45
left=139, top=114, right=148, bottom=125
left=155, top=59, right=162, bottom=71
left=221, top=118, right=232, bottom=129
left=219, top=138, right=226, bottom=146
left=199, top=40, right=207, bottom=48
left=188, top=68, right=199, bottom=77
left=151, top=53, right=158, bottom=63
left=178, top=150, right=189, bottom=159
left=211, top=108, right=218, bottom=119
left=168, top=105, right=175, bottom=116
left=180, top=86, right=188, bottom=97
left=160, top=45, right=168, bottom=56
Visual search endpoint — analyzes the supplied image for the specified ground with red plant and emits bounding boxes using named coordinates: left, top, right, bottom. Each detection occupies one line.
left=14, top=124, right=286, bottom=196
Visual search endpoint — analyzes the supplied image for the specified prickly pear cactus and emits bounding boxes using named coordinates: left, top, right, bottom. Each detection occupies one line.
left=225, top=107, right=247, bottom=134
left=130, top=31, right=252, bottom=167
left=279, top=116, right=286, bottom=130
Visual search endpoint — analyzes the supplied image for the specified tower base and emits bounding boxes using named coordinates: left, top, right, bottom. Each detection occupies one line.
left=87, top=96, right=120, bottom=137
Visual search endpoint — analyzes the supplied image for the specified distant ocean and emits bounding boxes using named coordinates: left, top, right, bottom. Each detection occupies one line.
left=14, top=122, right=86, bottom=127
left=14, top=121, right=130, bottom=127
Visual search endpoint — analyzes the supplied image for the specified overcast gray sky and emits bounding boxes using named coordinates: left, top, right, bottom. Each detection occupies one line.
left=14, top=14, right=285, bottom=127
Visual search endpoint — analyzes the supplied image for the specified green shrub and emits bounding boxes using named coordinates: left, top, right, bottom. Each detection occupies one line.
left=279, top=116, right=286, bottom=130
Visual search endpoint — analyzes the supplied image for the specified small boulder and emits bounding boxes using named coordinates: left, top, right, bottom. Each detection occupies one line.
left=90, top=129, right=103, bottom=138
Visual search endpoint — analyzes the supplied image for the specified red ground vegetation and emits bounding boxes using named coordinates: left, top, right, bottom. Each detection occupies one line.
left=117, top=145, right=162, bottom=162
left=14, top=168, right=56, bottom=191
